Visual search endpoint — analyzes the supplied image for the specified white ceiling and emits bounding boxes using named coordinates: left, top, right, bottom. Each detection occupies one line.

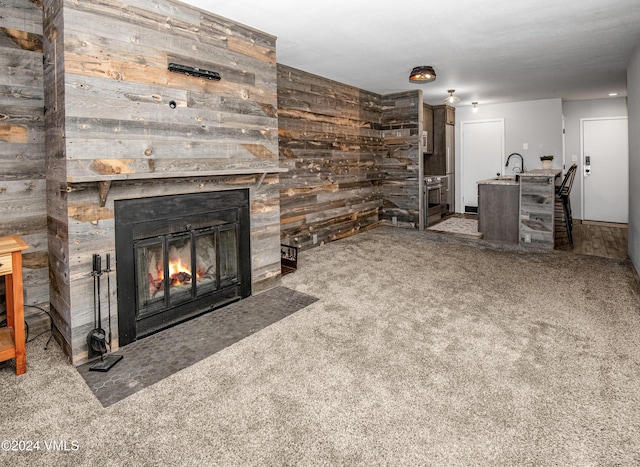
left=182, top=0, right=640, bottom=107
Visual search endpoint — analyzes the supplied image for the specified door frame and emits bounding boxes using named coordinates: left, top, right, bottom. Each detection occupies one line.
left=460, top=118, right=505, bottom=213
left=579, top=116, right=628, bottom=223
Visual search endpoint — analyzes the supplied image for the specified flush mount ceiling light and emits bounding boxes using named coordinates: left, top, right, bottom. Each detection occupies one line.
left=471, top=102, right=479, bottom=113
left=409, top=66, right=436, bottom=83
left=444, top=89, right=460, bottom=105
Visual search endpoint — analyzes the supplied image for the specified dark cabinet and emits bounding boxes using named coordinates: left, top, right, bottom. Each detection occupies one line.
left=422, top=103, right=433, bottom=154
left=478, top=183, right=520, bottom=244
left=445, top=105, right=455, bottom=125
left=425, top=105, right=455, bottom=174
left=425, top=104, right=455, bottom=213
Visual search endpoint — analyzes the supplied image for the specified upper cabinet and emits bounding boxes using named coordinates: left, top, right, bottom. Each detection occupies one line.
left=422, top=103, right=434, bottom=154
left=424, top=105, right=455, bottom=175
left=445, top=105, right=455, bottom=125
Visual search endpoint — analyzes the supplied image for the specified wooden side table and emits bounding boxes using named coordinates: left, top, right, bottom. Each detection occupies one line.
left=0, top=235, right=29, bottom=375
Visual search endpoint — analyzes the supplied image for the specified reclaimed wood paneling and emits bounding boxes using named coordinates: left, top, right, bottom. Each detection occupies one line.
left=380, top=91, right=421, bottom=228
left=0, top=0, right=48, bottom=326
left=277, top=65, right=385, bottom=249
left=519, top=175, right=556, bottom=249
left=49, top=0, right=278, bottom=184
left=42, top=0, right=281, bottom=365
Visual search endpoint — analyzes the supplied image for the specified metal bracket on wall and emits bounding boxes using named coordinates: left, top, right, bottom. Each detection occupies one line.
left=97, top=180, right=112, bottom=208
left=255, top=172, right=267, bottom=191
left=168, top=63, right=221, bottom=81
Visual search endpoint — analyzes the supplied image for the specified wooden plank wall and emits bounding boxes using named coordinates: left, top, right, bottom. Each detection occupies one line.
left=277, top=65, right=386, bottom=249
left=57, top=0, right=280, bottom=180
left=380, top=91, right=421, bottom=228
left=42, top=0, right=282, bottom=364
left=5, top=0, right=425, bottom=362
left=519, top=175, right=555, bottom=249
left=0, top=0, right=49, bottom=327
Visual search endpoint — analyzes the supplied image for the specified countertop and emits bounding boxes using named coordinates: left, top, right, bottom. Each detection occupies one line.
left=520, top=169, right=562, bottom=177
left=477, top=176, right=519, bottom=186
left=477, top=169, right=561, bottom=185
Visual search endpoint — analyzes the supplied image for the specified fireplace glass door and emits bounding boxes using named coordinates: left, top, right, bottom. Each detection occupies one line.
left=135, top=225, right=239, bottom=320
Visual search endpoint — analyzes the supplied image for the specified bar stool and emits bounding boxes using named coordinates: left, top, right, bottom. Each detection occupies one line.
left=555, top=164, right=578, bottom=246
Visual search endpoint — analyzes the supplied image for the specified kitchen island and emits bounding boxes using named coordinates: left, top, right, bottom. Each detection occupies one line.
left=477, top=169, right=562, bottom=249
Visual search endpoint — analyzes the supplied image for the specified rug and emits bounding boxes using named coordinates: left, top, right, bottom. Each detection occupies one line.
left=427, top=216, right=482, bottom=238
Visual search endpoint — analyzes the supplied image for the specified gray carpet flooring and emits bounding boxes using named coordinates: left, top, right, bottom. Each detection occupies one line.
left=1, top=226, right=639, bottom=466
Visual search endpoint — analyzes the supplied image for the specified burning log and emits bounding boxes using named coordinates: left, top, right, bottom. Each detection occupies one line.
left=170, top=271, right=192, bottom=286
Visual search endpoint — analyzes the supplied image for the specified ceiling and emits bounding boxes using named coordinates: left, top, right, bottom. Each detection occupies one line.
left=182, top=0, right=640, bottom=107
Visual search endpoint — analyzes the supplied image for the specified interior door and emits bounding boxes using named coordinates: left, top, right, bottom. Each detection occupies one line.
left=582, top=117, right=629, bottom=223
left=460, top=119, right=504, bottom=212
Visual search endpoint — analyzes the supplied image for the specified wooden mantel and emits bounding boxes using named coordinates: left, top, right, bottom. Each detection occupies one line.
left=65, top=167, right=289, bottom=184
left=65, top=167, right=289, bottom=207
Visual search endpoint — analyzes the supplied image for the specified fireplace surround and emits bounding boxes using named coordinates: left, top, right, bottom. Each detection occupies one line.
left=42, top=0, right=283, bottom=364
left=115, top=190, right=251, bottom=346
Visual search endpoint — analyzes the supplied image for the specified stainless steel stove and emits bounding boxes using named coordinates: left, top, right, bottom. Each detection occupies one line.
left=425, top=176, right=444, bottom=226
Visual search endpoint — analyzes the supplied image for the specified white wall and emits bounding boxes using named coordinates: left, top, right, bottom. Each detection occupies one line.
left=454, top=98, right=563, bottom=212
left=628, top=44, right=640, bottom=271
left=562, top=98, right=628, bottom=220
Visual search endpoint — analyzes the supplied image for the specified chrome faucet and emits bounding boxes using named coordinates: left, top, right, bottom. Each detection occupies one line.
left=505, top=153, right=524, bottom=173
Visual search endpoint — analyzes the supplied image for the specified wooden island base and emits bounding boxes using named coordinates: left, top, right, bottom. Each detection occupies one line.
left=477, top=169, right=562, bottom=249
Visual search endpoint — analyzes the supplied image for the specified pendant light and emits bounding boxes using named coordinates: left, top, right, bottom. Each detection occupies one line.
left=443, top=89, right=460, bottom=105
left=409, top=66, right=436, bottom=83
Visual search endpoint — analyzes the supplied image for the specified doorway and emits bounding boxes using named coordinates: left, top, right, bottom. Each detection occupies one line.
left=460, top=119, right=505, bottom=212
left=581, top=117, right=629, bottom=224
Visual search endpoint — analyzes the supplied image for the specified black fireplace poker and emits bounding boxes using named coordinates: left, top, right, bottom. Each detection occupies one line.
left=88, top=253, right=123, bottom=372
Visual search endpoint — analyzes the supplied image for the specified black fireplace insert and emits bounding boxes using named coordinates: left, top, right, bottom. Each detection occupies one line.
left=115, top=190, right=251, bottom=346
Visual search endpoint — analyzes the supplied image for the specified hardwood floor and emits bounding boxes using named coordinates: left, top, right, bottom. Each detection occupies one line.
left=556, top=220, right=629, bottom=260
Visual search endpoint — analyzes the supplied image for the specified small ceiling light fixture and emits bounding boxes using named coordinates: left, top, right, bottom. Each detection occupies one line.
left=444, top=89, right=460, bottom=105
left=609, top=92, right=619, bottom=97
left=409, top=66, right=436, bottom=83
left=471, top=102, right=479, bottom=113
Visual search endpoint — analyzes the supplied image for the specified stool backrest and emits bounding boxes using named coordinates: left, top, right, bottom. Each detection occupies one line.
left=558, top=163, right=578, bottom=196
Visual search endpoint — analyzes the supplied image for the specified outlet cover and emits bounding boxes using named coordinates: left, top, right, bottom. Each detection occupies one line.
left=392, top=216, right=398, bottom=225
left=312, top=233, right=318, bottom=244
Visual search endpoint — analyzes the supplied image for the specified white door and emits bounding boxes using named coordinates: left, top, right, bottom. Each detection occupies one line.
left=582, top=117, right=629, bottom=223
left=460, top=119, right=504, bottom=212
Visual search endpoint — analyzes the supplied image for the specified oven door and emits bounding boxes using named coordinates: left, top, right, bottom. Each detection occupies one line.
left=425, top=181, right=443, bottom=225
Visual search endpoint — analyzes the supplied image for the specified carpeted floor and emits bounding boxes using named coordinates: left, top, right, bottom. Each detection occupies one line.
left=1, top=226, right=639, bottom=466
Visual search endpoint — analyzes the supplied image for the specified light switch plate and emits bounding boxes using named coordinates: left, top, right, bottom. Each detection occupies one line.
left=523, top=143, right=528, bottom=150
left=572, top=154, right=578, bottom=162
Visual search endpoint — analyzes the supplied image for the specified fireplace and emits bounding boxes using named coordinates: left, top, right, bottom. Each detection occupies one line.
left=115, top=190, right=251, bottom=346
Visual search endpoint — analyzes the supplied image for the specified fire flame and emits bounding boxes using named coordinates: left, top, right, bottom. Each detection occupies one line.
left=169, top=257, right=190, bottom=280
left=166, top=258, right=203, bottom=286
left=149, top=256, right=206, bottom=295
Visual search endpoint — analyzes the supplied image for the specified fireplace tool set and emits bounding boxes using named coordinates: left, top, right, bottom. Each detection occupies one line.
left=87, top=253, right=123, bottom=372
